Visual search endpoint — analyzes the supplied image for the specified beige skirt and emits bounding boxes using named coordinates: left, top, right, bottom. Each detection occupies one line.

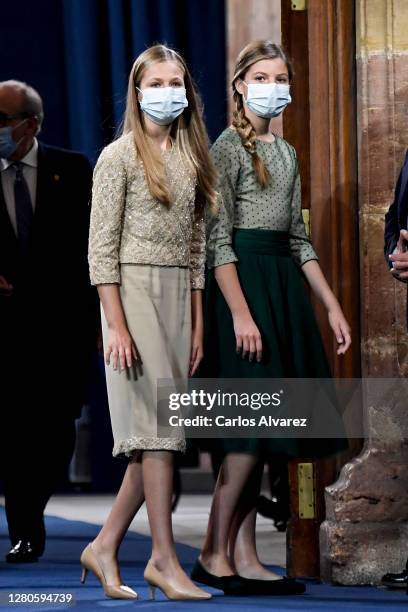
left=101, top=264, right=191, bottom=457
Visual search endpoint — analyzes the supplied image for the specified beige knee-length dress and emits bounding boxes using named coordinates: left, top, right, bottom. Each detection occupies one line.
left=88, top=133, right=206, bottom=457
left=101, top=264, right=191, bottom=455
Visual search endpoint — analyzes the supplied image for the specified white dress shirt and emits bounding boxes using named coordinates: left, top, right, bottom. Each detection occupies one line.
left=0, top=138, right=38, bottom=236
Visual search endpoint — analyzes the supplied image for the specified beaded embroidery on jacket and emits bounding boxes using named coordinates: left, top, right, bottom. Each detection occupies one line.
left=89, top=133, right=205, bottom=289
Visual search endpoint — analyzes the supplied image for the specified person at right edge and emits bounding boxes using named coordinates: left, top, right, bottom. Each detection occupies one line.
left=191, top=41, right=352, bottom=597
left=382, top=147, right=408, bottom=594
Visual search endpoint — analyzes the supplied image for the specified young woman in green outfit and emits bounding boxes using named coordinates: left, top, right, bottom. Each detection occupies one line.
left=191, top=40, right=351, bottom=596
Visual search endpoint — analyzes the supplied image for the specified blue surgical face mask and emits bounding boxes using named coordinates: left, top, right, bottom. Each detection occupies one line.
left=0, top=119, right=27, bottom=159
left=137, top=86, right=188, bottom=125
left=244, top=82, right=291, bottom=119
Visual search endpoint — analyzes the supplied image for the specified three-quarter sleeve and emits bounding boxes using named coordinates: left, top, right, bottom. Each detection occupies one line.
left=88, top=145, right=127, bottom=285
left=289, top=160, right=319, bottom=267
left=189, top=209, right=206, bottom=289
left=206, top=138, right=240, bottom=268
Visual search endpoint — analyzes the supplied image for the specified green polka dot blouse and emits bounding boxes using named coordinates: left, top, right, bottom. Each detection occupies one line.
left=206, top=127, right=318, bottom=269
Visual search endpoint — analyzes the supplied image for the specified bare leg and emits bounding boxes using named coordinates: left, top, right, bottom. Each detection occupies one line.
left=200, top=452, right=259, bottom=576
left=228, top=461, right=283, bottom=579
left=142, top=450, right=205, bottom=594
left=233, top=507, right=282, bottom=579
left=91, top=452, right=145, bottom=584
left=227, top=461, right=263, bottom=569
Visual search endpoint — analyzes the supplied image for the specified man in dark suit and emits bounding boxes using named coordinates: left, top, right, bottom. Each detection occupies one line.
left=382, top=150, right=408, bottom=590
left=0, top=80, right=97, bottom=562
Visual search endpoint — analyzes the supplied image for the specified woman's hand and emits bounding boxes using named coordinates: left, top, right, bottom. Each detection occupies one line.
left=328, top=306, right=351, bottom=355
left=301, top=261, right=351, bottom=356
left=190, top=326, right=204, bottom=376
left=233, top=310, right=262, bottom=362
left=105, top=324, right=139, bottom=371
left=212, top=264, right=261, bottom=361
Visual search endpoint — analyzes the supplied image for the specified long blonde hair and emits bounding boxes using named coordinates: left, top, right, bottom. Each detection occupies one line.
left=232, top=41, right=293, bottom=188
left=121, top=45, right=217, bottom=212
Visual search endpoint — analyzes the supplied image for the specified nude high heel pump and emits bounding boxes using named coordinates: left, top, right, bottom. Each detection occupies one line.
left=80, top=543, right=138, bottom=600
left=144, top=560, right=212, bottom=600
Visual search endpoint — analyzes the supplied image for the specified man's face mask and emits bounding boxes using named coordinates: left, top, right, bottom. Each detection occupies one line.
left=0, top=118, right=28, bottom=159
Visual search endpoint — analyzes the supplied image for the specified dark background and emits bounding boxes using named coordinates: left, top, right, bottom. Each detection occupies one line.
left=0, top=0, right=227, bottom=161
left=0, top=0, right=227, bottom=490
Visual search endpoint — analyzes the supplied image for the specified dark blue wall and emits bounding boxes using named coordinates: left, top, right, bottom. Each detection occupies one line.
left=0, top=1, right=70, bottom=147
left=0, top=0, right=227, bottom=161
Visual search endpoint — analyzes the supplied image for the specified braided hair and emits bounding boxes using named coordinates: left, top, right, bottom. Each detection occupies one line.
left=232, top=41, right=293, bottom=188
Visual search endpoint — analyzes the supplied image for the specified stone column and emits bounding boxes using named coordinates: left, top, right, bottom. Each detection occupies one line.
left=320, top=0, right=408, bottom=584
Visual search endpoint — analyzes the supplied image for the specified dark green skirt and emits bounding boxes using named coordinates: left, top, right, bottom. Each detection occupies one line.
left=199, top=228, right=347, bottom=458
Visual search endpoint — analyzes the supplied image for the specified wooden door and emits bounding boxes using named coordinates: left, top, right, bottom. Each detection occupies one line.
left=282, top=0, right=362, bottom=578
left=282, top=0, right=360, bottom=378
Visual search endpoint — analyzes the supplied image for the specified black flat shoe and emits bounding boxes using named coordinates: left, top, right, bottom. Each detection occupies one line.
left=381, top=569, right=408, bottom=589
left=6, top=540, right=39, bottom=564
left=191, top=560, right=306, bottom=596
left=239, top=575, right=306, bottom=595
left=191, top=560, right=243, bottom=594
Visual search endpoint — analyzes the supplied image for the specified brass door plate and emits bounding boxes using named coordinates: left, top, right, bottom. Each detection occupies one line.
left=302, top=208, right=311, bottom=237
left=298, top=462, right=315, bottom=519
left=292, top=0, right=307, bottom=10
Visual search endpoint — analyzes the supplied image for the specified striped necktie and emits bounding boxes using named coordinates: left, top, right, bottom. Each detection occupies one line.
left=13, top=161, right=34, bottom=257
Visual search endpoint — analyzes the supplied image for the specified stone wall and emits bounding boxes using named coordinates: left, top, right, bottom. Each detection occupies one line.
left=320, top=0, right=408, bottom=584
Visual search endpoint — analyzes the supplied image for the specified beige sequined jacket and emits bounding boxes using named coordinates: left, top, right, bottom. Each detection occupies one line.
left=88, top=133, right=205, bottom=289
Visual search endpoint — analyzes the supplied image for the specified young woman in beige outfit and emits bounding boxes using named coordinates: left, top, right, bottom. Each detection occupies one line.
left=83, top=45, right=217, bottom=601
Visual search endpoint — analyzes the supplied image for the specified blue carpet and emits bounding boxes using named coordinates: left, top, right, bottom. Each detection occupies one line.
left=0, top=506, right=407, bottom=611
